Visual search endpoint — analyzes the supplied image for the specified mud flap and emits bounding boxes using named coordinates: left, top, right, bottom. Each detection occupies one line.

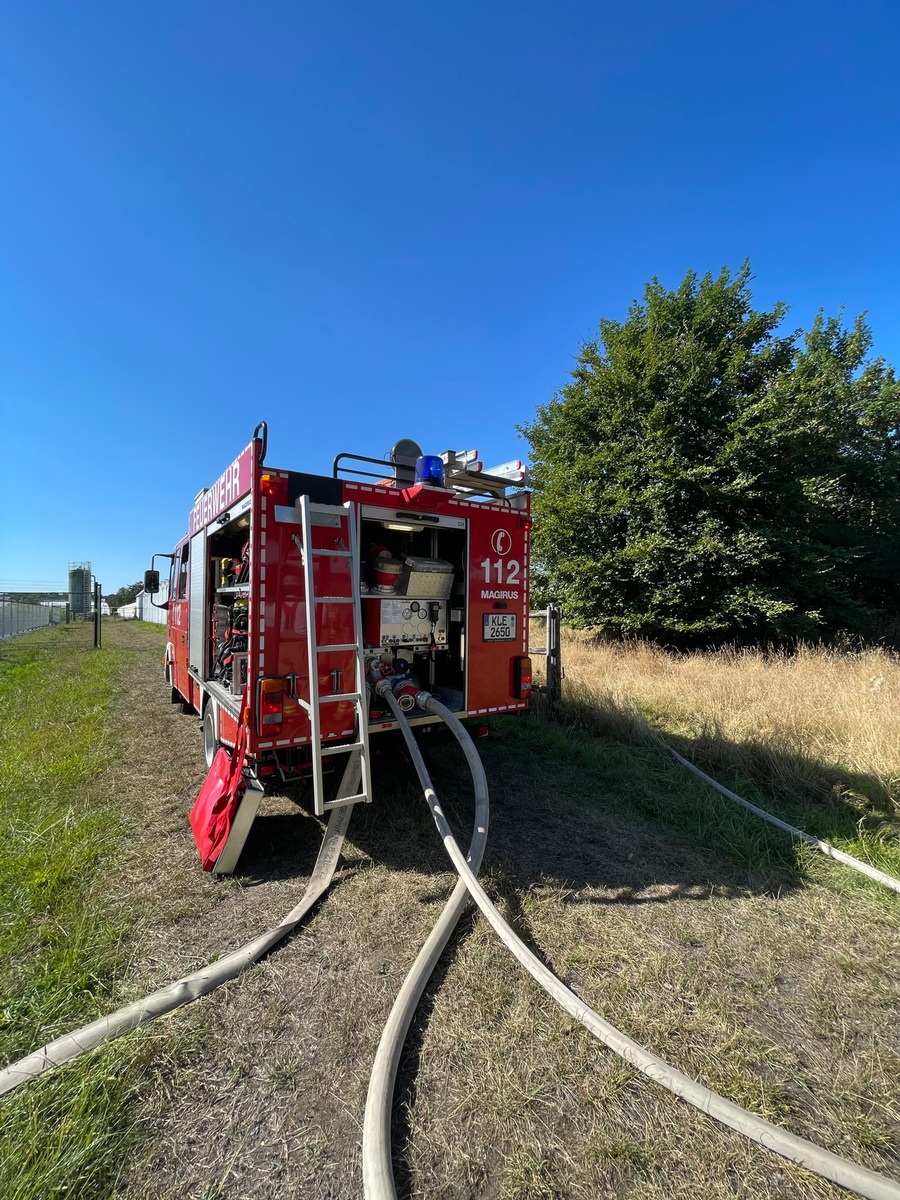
left=190, top=692, right=257, bottom=872
left=211, top=779, right=265, bottom=875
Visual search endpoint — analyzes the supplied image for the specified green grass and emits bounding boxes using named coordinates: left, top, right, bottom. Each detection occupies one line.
left=0, top=623, right=148, bottom=1199
left=528, top=685, right=900, bottom=901
left=487, top=714, right=801, bottom=880
left=398, top=714, right=900, bottom=1198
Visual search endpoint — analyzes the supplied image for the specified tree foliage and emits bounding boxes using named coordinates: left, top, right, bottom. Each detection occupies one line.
left=521, top=264, right=900, bottom=642
left=105, top=581, right=143, bottom=610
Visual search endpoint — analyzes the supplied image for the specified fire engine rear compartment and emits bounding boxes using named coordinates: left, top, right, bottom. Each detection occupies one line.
left=178, top=441, right=532, bottom=813
left=358, top=506, right=467, bottom=704
left=198, top=474, right=474, bottom=771
left=261, top=481, right=472, bottom=740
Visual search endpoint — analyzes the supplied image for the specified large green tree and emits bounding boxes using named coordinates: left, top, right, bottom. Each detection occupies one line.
left=520, top=265, right=900, bottom=642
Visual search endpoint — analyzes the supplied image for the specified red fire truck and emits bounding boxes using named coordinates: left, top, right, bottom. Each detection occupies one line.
left=146, top=423, right=532, bottom=860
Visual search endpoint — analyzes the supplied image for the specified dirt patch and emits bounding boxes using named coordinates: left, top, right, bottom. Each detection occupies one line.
left=94, top=624, right=900, bottom=1199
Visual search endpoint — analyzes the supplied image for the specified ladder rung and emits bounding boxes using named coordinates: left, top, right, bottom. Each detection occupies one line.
left=324, top=793, right=368, bottom=809
left=299, top=692, right=362, bottom=710
left=320, top=741, right=365, bottom=756
left=298, top=496, right=371, bottom=817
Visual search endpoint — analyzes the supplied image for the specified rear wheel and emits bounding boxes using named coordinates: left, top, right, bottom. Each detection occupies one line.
left=202, top=705, right=220, bottom=769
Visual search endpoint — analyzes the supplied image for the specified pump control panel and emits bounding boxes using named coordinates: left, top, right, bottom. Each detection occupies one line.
left=364, top=598, right=448, bottom=648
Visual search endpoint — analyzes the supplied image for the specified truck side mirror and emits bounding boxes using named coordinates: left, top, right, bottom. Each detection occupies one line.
left=144, top=569, right=160, bottom=594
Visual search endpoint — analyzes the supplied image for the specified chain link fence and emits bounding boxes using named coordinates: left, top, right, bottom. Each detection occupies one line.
left=0, top=594, right=70, bottom=641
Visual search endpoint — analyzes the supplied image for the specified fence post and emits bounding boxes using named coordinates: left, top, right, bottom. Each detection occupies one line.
left=546, top=603, right=562, bottom=703
left=94, top=582, right=102, bottom=649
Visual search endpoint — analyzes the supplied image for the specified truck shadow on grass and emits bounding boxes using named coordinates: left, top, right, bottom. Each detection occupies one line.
left=234, top=703, right=897, bottom=904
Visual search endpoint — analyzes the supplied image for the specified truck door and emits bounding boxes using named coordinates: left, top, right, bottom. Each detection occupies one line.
left=188, top=528, right=207, bottom=677
left=170, top=538, right=191, bottom=698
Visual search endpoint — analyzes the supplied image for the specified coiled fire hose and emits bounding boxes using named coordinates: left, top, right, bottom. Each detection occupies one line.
left=0, top=803, right=354, bottom=1096
left=367, top=684, right=900, bottom=1200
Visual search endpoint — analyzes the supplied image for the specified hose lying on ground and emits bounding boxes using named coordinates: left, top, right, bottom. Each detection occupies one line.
left=0, top=802, right=354, bottom=1096
left=369, top=686, right=900, bottom=1200
left=667, top=747, right=900, bottom=896
left=363, top=691, right=490, bottom=1200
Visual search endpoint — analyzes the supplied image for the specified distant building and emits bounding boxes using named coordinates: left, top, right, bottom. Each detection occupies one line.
left=117, top=579, right=169, bottom=625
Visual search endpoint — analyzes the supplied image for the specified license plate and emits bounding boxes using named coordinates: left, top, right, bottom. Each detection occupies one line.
left=483, top=613, right=517, bottom=641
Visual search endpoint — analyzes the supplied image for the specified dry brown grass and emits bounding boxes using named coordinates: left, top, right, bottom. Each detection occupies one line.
left=553, top=633, right=900, bottom=814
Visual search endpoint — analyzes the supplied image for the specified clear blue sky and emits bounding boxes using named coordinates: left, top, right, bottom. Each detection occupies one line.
left=1, top=1, right=898, bottom=593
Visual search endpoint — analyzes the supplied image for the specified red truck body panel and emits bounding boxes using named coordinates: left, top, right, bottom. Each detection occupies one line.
left=163, top=435, right=531, bottom=770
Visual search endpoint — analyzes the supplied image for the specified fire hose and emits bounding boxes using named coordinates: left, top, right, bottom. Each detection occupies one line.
left=365, top=683, right=900, bottom=1200
left=3, top=696, right=898, bottom=1199
left=666, top=747, right=900, bottom=895
left=363, top=689, right=491, bottom=1199
left=0, top=803, right=353, bottom=1096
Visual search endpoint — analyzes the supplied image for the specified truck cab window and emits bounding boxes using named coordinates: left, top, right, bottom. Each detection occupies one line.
left=178, top=546, right=189, bottom=599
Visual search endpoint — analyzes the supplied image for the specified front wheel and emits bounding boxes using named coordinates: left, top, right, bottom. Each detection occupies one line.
left=202, top=705, right=220, bottom=770
left=165, top=659, right=180, bottom=705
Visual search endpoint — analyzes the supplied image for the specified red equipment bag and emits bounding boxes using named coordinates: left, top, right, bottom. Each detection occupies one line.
left=189, top=700, right=249, bottom=872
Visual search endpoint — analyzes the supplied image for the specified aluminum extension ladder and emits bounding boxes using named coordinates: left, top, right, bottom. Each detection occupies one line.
left=295, top=497, right=372, bottom=817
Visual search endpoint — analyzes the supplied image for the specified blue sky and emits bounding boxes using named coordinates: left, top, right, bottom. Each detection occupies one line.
left=1, top=0, right=898, bottom=593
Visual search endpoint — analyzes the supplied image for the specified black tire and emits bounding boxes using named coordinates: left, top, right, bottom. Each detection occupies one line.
left=165, top=660, right=181, bottom=705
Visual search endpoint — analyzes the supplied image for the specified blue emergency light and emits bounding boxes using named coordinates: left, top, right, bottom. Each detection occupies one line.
left=414, top=455, right=445, bottom=487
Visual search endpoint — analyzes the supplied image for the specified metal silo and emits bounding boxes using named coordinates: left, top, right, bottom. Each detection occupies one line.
left=68, top=562, right=92, bottom=618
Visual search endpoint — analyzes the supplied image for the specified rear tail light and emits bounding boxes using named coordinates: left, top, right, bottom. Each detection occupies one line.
left=259, top=473, right=287, bottom=502
left=514, top=656, right=533, bottom=699
left=258, top=677, right=284, bottom=736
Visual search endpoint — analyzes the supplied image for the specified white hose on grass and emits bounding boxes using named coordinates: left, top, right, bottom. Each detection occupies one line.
left=0, top=803, right=353, bottom=1096
left=372, top=687, right=900, bottom=1200
left=667, top=747, right=900, bottom=896
left=363, top=691, right=490, bottom=1200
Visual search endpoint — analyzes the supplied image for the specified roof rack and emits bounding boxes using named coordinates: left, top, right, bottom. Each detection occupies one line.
left=332, top=448, right=527, bottom=501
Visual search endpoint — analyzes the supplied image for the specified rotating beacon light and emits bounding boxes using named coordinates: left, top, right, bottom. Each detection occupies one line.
left=414, top=455, right=445, bottom=487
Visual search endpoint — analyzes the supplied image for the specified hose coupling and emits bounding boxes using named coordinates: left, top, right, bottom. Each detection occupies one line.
left=391, top=679, right=420, bottom=712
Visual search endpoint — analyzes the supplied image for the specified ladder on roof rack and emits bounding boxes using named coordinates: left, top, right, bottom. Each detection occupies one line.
left=294, top=497, right=372, bottom=817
